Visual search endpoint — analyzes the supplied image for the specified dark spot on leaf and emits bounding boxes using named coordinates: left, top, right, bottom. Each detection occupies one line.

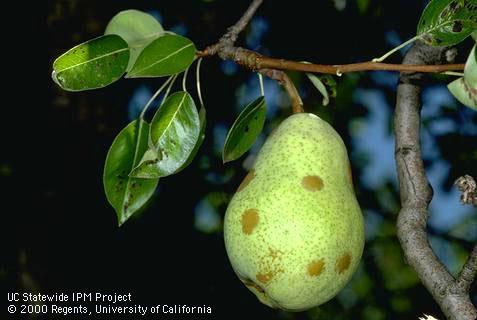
left=245, top=125, right=250, bottom=133
left=452, top=20, right=463, bottom=33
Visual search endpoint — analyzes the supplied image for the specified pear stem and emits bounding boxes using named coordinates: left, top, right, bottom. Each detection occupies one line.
left=258, top=69, right=303, bottom=113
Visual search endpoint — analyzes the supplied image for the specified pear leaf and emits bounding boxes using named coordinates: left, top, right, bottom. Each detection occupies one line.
left=448, top=44, right=477, bottom=110
left=306, top=74, right=337, bottom=106
left=448, top=77, right=477, bottom=110
left=52, top=35, right=129, bottom=91
left=130, top=92, right=200, bottom=178
left=103, top=120, right=159, bottom=226
left=223, top=96, right=266, bottom=163
left=417, top=0, right=477, bottom=46
left=105, top=9, right=164, bottom=71
left=176, top=106, right=207, bottom=173
left=464, top=45, right=477, bottom=86
left=127, top=34, right=196, bottom=78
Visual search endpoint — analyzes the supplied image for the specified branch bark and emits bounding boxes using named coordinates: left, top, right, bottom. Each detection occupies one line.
left=198, top=47, right=464, bottom=74
left=394, top=40, right=477, bottom=320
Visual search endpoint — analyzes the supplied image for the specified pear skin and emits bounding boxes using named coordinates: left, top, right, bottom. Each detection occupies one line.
left=224, top=113, right=364, bottom=311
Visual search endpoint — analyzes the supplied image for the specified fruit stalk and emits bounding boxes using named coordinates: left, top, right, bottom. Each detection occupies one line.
left=258, top=69, right=304, bottom=113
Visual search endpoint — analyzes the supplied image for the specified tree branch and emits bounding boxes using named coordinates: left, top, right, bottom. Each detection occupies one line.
left=394, top=40, right=477, bottom=320
left=199, top=0, right=463, bottom=114
left=202, top=0, right=263, bottom=57
left=199, top=43, right=464, bottom=75
left=455, top=245, right=477, bottom=293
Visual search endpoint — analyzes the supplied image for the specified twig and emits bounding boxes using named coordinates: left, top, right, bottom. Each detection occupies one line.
left=394, top=40, right=477, bottom=320
left=198, top=45, right=465, bottom=75
left=455, top=245, right=477, bottom=293
left=202, top=0, right=263, bottom=56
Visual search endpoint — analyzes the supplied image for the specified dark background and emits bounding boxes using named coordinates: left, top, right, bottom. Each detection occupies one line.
left=2, top=0, right=476, bottom=319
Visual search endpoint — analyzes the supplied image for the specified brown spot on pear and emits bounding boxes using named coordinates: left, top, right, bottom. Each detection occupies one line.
left=307, top=259, right=325, bottom=277
left=335, top=253, right=352, bottom=274
left=241, top=209, right=259, bottom=235
left=224, top=113, right=364, bottom=311
left=256, top=271, right=274, bottom=284
left=301, top=175, right=324, bottom=191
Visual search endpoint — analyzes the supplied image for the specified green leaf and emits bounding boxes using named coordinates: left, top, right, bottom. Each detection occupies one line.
left=449, top=45, right=477, bottom=110
left=448, top=77, right=477, bottom=110
left=305, top=73, right=338, bottom=106
left=105, top=9, right=164, bottom=71
left=417, top=0, right=477, bottom=46
left=464, top=45, right=477, bottom=86
left=52, top=34, right=129, bottom=91
left=472, top=30, right=477, bottom=41
left=176, top=106, right=207, bottom=173
left=103, top=120, right=159, bottom=226
left=127, top=34, right=196, bottom=78
left=223, top=96, right=266, bottom=163
left=130, top=92, right=200, bottom=178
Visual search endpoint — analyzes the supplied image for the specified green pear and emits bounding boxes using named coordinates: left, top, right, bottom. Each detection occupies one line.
left=224, top=113, right=364, bottom=311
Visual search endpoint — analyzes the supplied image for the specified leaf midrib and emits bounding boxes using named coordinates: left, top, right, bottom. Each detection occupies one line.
left=55, top=47, right=129, bottom=73
left=420, top=14, right=476, bottom=37
left=129, top=43, right=194, bottom=76
left=154, top=93, right=188, bottom=147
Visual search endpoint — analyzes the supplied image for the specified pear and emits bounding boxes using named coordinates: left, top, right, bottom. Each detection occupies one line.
left=224, top=113, right=364, bottom=311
